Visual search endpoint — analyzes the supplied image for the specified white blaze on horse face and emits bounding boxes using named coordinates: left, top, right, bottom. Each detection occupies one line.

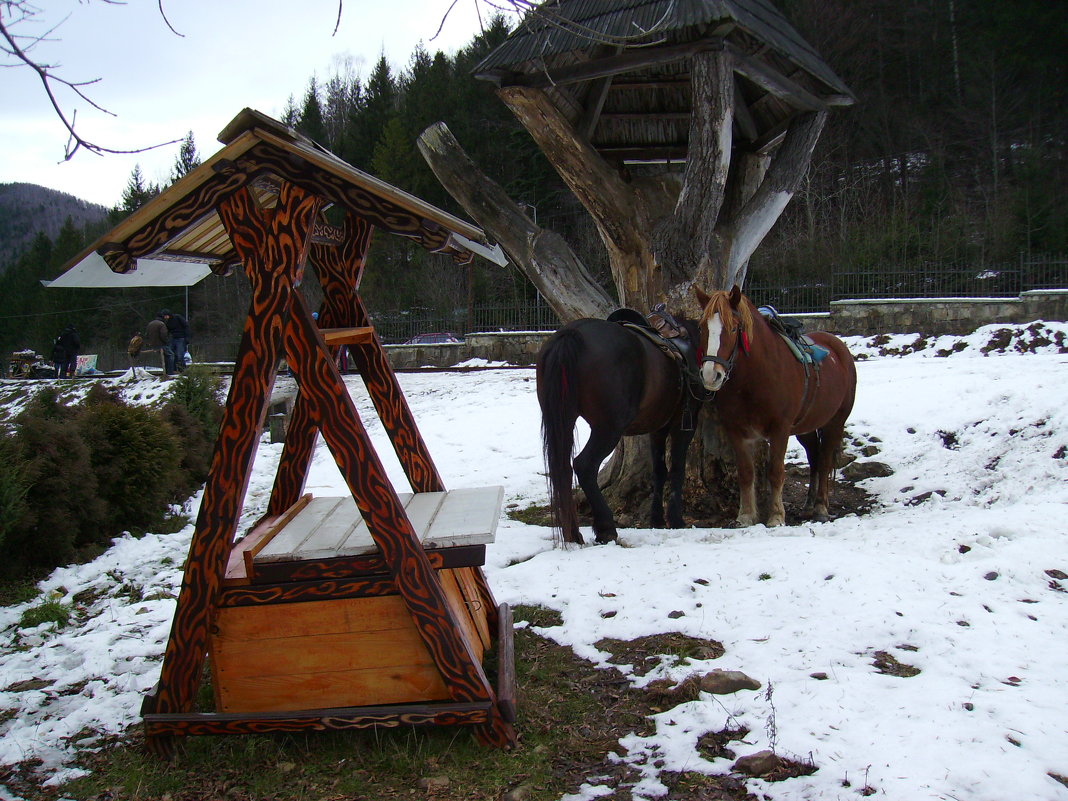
left=702, top=312, right=727, bottom=391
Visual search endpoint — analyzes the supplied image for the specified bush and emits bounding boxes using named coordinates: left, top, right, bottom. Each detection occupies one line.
left=0, top=436, right=30, bottom=556
left=166, top=366, right=224, bottom=433
left=76, top=400, right=184, bottom=535
left=163, top=366, right=224, bottom=493
left=6, top=402, right=108, bottom=574
left=0, top=381, right=212, bottom=580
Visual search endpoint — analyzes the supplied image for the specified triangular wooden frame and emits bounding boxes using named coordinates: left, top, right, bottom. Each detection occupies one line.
left=119, top=128, right=515, bottom=754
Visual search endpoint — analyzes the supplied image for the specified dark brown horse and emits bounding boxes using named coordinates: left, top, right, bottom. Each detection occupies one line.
left=695, top=286, right=857, bottom=526
left=537, top=317, right=703, bottom=544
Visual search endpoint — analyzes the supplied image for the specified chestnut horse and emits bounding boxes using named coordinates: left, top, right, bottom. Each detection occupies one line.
left=537, top=317, right=703, bottom=545
left=696, top=286, right=857, bottom=526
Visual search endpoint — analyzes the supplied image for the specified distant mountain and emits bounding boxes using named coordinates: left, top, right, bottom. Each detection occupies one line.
left=0, top=183, right=108, bottom=273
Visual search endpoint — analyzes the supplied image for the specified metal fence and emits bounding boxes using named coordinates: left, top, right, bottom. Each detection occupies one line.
left=748, top=252, right=1068, bottom=314
left=370, top=296, right=561, bottom=344
left=84, top=253, right=1064, bottom=370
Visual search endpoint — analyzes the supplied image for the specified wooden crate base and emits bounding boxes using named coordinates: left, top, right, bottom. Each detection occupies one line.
left=210, top=570, right=491, bottom=714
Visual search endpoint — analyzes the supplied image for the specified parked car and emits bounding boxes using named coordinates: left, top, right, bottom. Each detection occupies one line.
left=403, top=332, right=462, bottom=345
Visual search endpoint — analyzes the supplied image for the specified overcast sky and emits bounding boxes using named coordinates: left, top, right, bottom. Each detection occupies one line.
left=0, top=0, right=499, bottom=207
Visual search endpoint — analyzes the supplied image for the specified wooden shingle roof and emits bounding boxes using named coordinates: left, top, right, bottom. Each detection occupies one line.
left=58, top=109, right=502, bottom=284
left=475, top=0, right=853, bottom=163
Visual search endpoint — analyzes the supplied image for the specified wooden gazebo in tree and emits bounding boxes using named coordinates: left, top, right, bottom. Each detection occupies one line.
left=74, top=109, right=516, bottom=752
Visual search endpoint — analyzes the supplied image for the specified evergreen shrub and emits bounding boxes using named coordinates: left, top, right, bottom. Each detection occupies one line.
left=0, top=384, right=202, bottom=580
left=163, top=366, right=224, bottom=493
left=7, top=397, right=106, bottom=574
left=76, top=397, right=183, bottom=535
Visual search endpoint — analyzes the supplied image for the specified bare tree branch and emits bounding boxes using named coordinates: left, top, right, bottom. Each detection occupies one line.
left=1, top=1, right=178, bottom=160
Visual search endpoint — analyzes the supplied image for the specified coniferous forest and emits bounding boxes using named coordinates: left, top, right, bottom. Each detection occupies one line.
left=0, top=1, right=1064, bottom=366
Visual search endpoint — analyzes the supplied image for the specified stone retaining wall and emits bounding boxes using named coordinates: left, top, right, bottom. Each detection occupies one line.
left=383, top=290, right=1068, bottom=369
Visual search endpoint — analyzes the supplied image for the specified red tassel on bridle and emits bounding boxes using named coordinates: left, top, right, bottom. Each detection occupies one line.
left=741, top=330, right=750, bottom=353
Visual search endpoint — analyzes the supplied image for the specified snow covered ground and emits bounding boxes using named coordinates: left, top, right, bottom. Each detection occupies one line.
left=1, top=321, right=1066, bottom=801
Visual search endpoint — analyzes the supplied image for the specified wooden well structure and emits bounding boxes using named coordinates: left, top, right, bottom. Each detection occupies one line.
left=73, top=109, right=516, bottom=751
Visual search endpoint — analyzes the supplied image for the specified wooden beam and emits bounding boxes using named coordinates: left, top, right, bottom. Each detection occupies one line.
left=320, top=326, right=374, bottom=346
left=727, top=43, right=827, bottom=112
left=596, top=145, right=688, bottom=162
left=143, top=701, right=493, bottom=738
left=599, top=111, right=691, bottom=121
left=489, top=39, right=723, bottom=89
left=578, top=74, right=615, bottom=141
left=732, top=79, right=759, bottom=142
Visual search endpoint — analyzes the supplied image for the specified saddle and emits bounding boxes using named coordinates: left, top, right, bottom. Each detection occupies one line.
left=606, top=305, right=704, bottom=390
left=758, top=305, right=829, bottom=365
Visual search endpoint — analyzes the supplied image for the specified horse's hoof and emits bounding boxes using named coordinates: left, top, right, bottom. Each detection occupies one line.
left=812, top=513, right=830, bottom=523
left=594, top=532, right=618, bottom=545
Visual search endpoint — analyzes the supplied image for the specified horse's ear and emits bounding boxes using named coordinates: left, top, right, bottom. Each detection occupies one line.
left=729, top=284, right=742, bottom=308
left=694, top=286, right=711, bottom=309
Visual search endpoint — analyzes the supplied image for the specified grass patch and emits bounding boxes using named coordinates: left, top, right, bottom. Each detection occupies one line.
left=0, top=576, right=41, bottom=607
left=507, top=503, right=554, bottom=527
left=4, top=607, right=763, bottom=801
left=597, top=632, right=725, bottom=676
left=872, top=650, right=921, bottom=677
left=18, top=599, right=71, bottom=629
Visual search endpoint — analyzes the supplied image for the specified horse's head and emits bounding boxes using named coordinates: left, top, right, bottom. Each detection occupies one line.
left=694, top=285, right=752, bottom=391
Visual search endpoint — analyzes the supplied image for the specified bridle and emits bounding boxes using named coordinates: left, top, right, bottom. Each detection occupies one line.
left=701, top=310, right=747, bottom=384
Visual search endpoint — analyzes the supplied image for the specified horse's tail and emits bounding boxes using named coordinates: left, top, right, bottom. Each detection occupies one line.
left=537, top=327, right=583, bottom=543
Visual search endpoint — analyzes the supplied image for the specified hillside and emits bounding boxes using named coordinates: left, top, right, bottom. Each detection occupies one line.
left=0, top=182, right=107, bottom=273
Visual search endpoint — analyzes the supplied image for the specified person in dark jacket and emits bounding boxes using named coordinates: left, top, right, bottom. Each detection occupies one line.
left=53, top=325, right=80, bottom=378
left=145, top=312, right=175, bottom=376
left=161, top=309, right=191, bottom=372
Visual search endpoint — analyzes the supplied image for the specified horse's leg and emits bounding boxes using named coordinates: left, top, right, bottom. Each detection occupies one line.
left=796, top=431, right=821, bottom=518
left=648, top=429, right=669, bottom=528
left=665, top=424, right=696, bottom=528
left=574, top=427, right=624, bottom=544
left=729, top=433, right=760, bottom=527
left=812, top=413, right=849, bottom=522
left=766, top=431, right=791, bottom=527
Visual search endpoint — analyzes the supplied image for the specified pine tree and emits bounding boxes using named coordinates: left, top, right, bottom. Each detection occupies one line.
left=118, top=165, right=156, bottom=214
left=281, top=94, right=300, bottom=127
left=297, top=77, right=327, bottom=144
left=171, top=131, right=201, bottom=184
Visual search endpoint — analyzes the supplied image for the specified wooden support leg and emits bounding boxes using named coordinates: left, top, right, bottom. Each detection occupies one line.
left=147, top=183, right=322, bottom=726
left=283, top=293, right=515, bottom=746
left=311, top=214, right=445, bottom=493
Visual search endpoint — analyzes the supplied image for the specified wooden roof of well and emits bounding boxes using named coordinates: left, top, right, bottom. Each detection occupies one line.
left=62, top=109, right=500, bottom=281
left=474, top=0, right=853, bottom=162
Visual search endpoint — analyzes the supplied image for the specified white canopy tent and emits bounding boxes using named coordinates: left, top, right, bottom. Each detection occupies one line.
left=47, top=252, right=212, bottom=289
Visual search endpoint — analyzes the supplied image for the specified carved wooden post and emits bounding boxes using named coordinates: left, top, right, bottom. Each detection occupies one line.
left=144, top=182, right=321, bottom=751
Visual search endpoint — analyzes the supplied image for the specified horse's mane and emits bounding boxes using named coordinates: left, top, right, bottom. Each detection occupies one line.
left=699, top=290, right=754, bottom=338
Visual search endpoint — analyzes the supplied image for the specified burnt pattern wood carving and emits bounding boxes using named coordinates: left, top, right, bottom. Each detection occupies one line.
left=312, top=214, right=444, bottom=493
left=151, top=182, right=321, bottom=717
left=143, top=704, right=490, bottom=738
left=241, top=144, right=454, bottom=252
left=99, top=164, right=261, bottom=273
left=217, top=576, right=397, bottom=607
left=265, top=214, right=374, bottom=517
left=282, top=295, right=498, bottom=707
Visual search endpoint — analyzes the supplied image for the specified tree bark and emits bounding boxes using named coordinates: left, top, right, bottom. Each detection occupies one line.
left=417, top=122, right=613, bottom=322
left=496, top=85, right=656, bottom=309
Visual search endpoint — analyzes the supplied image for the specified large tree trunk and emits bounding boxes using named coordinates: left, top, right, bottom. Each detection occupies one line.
left=418, top=47, right=828, bottom=527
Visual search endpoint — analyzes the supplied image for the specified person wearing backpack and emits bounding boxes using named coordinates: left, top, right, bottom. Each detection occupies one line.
left=161, top=309, right=190, bottom=372
left=145, top=312, right=175, bottom=376
left=52, top=325, right=80, bottom=378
